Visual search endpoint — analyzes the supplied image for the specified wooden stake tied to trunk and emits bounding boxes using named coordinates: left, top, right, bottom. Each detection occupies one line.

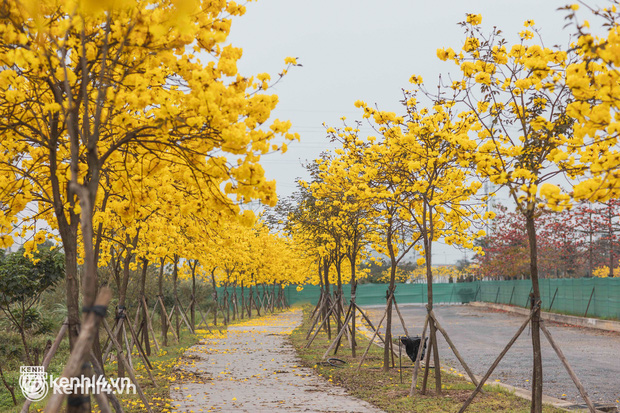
left=44, top=288, right=112, bottom=413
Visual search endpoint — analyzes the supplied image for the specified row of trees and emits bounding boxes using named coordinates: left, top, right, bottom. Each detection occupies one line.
left=0, top=0, right=315, bottom=411
left=476, top=200, right=620, bottom=279
left=283, top=5, right=620, bottom=412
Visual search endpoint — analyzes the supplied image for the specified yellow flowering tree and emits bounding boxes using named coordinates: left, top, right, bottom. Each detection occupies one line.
left=0, top=0, right=298, bottom=410
left=563, top=3, right=620, bottom=202
left=442, top=14, right=583, bottom=410
left=353, top=82, right=485, bottom=391
left=311, top=136, right=377, bottom=356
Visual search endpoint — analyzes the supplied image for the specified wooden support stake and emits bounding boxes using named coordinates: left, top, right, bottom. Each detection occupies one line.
left=356, top=295, right=395, bottom=370
left=309, top=291, right=324, bottom=321
left=409, top=314, right=429, bottom=396
left=393, top=297, right=410, bottom=337
left=352, top=303, right=398, bottom=360
left=90, top=351, right=124, bottom=413
left=399, top=336, right=403, bottom=384
left=101, top=319, right=154, bottom=413
left=177, top=297, right=193, bottom=324
left=305, top=295, right=325, bottom=340
left=176, top=298, right=195, bottom=334
left=333, top=301, right=352, bottom=355
left=305, top=297, right=339, bottom=348
left=158, top=296, right=179, bottom=343
left=540, top=321, right=596, bottom=413
left=322, top=305, right=353, bottom=360
left=93, top=389, right=112, bottom=413
left=103, top=316, right=125, bottom=362
left=356, top=308, right=388, bottom=370
left=429, top=310, right=479, bottom=387
left=458, top=307, right=536, bottom=413
left=420, top=328, right=433, bottom=394
left=167, top=303, right=177, bottom=331
left=21, top=320, right=68, bottom=413
left=197, top=307, right=213, bottom=333
left=44, top=288, right=112, bottom=413
left=128, top=301, right=143, bottom=355
left=150, top=299, right=159, bottom=323
left=142, top=296, right=160, bottom=353
left=126, top=317, right=157, bottom=386
left=353, top=302, right=391, bottom=347
left=122, top=323, right=134, bottom=371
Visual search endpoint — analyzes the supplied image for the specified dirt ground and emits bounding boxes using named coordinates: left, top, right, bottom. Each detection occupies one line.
left=361, top=303, right=620, bottom=410
left=170, top=309, right=384, bottom=412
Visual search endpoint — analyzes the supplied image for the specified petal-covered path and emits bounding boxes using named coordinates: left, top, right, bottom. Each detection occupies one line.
left=170, top=309, right=384, bottom=412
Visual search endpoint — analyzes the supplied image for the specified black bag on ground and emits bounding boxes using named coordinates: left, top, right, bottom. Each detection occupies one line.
left=399, top=336, right=427, bottom=363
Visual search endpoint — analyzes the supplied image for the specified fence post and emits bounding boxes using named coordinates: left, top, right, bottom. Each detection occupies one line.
left=508, top=285, right=516, bottom=306
left=495, top=286, right=501, bottom=304
left=524, top=286, right=533, bottom=307
left=548, top=287, right=559, bottom=312
left=584, top=287, right=595, bottom=318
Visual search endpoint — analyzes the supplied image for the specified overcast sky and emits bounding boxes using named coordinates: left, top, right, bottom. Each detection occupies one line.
left=227, top=0, right=577, bottom=264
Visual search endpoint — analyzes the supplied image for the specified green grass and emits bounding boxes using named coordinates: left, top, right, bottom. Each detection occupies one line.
left=289, top=304, right=566, bottom=413
left=0, top=326, right=204, bottom=413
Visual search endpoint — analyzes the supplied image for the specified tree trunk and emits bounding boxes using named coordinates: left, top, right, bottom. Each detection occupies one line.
left=526, top=211, right=543, bottom=413
left=210, top=268, right=218, bottom=326
left=173, top=256, right=179, bottom=339
left=323, top=258, right=332, bottom=339
left=241, top=281, right=245, bottom=319
left=349, top=246, right=358, bottom=357
left=609, top=206, right=614, bottom=277
left=17, top=308, right=32, bottom=366
left=232, top=282, right=238, bottom=320
left=159, top=257, right=167, bottom=347
left=0, top=365, right=16, bottom=405
left=116, top=246, right=133, bottom=378
left=424, top=232, right=442, bottom=393
left=191, top=262, right=196, bottom=330
left=49, top=130, right=83, bottom=412
left=350, top=280, right=357, bottom=358
left=335, top=258, right=343, bottom=336
left=139, top=258, right=150, bottom=356
left=63, top=235, right=81, bottom=352
left=384, top=223, right=397, bottom=372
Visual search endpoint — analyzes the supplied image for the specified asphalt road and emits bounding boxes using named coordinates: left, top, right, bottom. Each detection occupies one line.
left=361, top=304, right=620, bottom=409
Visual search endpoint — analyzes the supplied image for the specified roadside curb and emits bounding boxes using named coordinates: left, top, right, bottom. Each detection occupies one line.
left=469, top=302, right=620, bottom=333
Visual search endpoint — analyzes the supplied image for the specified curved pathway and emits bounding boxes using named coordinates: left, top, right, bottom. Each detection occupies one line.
left=170, top=309, right=383, bottom=412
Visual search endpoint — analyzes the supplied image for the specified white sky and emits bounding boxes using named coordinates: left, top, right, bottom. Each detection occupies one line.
left=227, top=0, right=578, bottom=264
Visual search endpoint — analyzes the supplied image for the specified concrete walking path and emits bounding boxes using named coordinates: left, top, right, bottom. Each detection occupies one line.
left=170, top=308, right=384, bottom=412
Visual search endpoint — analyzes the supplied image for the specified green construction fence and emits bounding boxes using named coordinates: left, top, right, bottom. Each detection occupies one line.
left=278, top=277, right=620, bottom=320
